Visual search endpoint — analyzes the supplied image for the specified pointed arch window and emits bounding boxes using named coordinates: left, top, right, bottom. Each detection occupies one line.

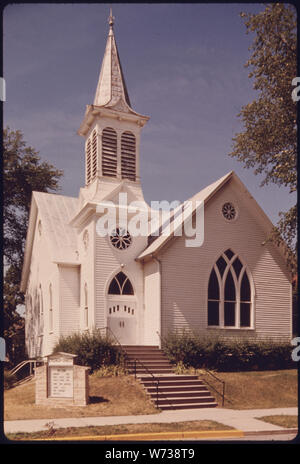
left=102, top=127, right=117, bottom=177
left=38, top=285, right=44, bottom=336
left=84, top=283, right=88, bottom=329
left=207, top=249, right=253, bottom=329
left=121, top=131, right=136, bottom=181
left=108, top=272, right=134, bottom=295
left=49, top=284, right=53, bottom=333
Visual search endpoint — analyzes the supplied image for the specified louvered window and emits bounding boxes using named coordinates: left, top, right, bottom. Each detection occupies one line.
left=121, top=131, right=136, bottom=181
left=86, top=138, right=92, bottom=185
left=102, top=127, right=117, bottom=177
left=91, top=130, right=98, bottom=179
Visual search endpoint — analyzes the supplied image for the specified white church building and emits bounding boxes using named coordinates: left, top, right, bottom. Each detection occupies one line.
left=21, top=14, right=292, bottom=358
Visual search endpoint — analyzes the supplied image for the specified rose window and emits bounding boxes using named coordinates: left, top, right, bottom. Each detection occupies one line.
left=110, top=227, right=132, bottom=250
left=222, top=202, right=236, bottom=221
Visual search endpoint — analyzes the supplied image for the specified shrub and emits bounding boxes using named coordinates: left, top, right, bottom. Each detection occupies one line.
left=93, top=364, right=128, bottom=377
left=52, top=330, right=124, bottom=373
left=162, top=330, right=294, bottom=372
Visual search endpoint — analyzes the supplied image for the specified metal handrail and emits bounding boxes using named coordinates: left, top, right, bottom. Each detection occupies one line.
left=131, top=356, right=176, bottom=410
left=9, top=358, right=44, bottom=378
left=200, top=368, right=229, bottom=407
left=97, top=326, right=131, bottom=370
left=156, top=330, right=229, bottom=407
left=98, top=327, right=175, bottom=409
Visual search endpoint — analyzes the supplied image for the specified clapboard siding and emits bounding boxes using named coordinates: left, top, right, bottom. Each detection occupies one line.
left=59, top=266, right=80, bottom=336
left=95, top=232, right=147, bottom=341
left=143, top=260, right=161, bottom=346
left=160, top=177, right=292, bottom=341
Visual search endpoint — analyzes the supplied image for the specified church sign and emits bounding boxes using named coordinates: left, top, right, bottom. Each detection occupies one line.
left=48, top=353, right=76, bottom=398
left=35, top=352, right=89, bottom=406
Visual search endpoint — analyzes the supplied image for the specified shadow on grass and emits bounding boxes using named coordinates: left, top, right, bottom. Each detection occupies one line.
left=89, top=396, right=109, bottom=404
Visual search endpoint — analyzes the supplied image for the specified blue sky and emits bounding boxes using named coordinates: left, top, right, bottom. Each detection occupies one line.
left=4, top=3, right=295, bottom=225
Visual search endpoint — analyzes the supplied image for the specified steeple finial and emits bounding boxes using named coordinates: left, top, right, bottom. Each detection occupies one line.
left=108, top=8, right=114, bottom=28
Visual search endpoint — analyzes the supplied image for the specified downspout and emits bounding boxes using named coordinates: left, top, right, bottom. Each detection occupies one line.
left=151, top=254, right=162, bottom=348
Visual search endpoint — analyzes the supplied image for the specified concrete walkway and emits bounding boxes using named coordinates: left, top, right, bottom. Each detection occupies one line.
left=4, top=407, right=298, bottom=436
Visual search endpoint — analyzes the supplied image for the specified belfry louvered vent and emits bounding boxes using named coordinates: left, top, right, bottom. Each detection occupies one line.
left=102, top=127, right=117, bottom=177
left=91, top=130, right=98, bottom=179
left=121, top=131, right=136, bottom=181
left=86, top=138, right=92, bottom=185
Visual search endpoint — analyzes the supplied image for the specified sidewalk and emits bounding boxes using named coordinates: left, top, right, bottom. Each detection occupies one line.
left=4, top=407, right=298, bottom=439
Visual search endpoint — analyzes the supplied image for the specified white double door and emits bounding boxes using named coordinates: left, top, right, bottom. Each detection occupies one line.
left=107, top=297, right=137, bottom=345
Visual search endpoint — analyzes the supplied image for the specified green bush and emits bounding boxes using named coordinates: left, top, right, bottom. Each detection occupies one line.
left=162, top=330, right=294, bottom=372
left=52, top=330, right=124, bottom=373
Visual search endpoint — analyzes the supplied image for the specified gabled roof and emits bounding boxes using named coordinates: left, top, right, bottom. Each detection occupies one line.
left=137, top=171, right=289, bottom=266
left=137, top=171, right=233, bottom=261
left=20, top=192, right=79, bottom=292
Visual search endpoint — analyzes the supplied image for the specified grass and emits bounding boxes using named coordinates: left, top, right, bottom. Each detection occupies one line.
left=6, top=420, right=234, bottom=441
left=183, top=368, right=298, bottom=410
left=256, top=415, right=298, bottom=429
left=4, top=374, right=157, bottom=421
left=4, top=369, right=298, bottom=422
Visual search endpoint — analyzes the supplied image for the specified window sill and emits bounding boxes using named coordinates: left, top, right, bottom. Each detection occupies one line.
left=207, top=326, right=254, bottom=331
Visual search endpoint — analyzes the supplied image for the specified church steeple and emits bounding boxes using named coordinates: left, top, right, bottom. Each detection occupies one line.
left=77, top=11, right=149, bottom=193
left=93, top=9, right=132, bottom=111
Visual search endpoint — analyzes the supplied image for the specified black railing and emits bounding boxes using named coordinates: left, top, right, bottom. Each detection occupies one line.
left=98, top=327, right=175, bottom=409
left=156, top=330, right=228, bottom=407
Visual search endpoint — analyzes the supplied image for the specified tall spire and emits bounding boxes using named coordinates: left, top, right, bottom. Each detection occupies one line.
left=93, top=10, right=132, bottom=112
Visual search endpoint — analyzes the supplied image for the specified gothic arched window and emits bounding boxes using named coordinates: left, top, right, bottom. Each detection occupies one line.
left=108, top=272, right=134, bottom=295
left=207, top=249, right=253, bottom=328
left=84, top=283, right=88, bottom=328
left=121, top=131, right=136, bottom=181
left=49, top=284, right=53, bottom=333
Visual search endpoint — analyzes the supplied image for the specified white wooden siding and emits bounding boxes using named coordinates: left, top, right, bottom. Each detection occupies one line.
left=95, top=227, right=147, bottom=343
left=143, top=260, right=161, bottom=346
left=159, top=177, right=292, bottom=341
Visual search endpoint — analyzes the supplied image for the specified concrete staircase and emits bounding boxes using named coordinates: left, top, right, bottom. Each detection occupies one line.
left=123, top=345, right=218, bottom=410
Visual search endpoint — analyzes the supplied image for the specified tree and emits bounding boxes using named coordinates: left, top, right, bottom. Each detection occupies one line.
left=229, top=3, right=297, bottom=273
left=3, top=127, right=63, bottom=365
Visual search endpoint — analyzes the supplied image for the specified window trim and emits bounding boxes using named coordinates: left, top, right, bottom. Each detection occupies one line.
left=207, top=251, right=255, bottom=330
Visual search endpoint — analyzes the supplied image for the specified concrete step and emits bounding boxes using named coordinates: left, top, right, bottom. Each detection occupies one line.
left=158, top=402, right=218, bottom=410
left=130, top=369, right=174, bottom=375
left=148, top=390, right=210, bottom=398
left=127, top=360, right=172, bottom=366
left=138, top=375, right=200, bottom=381
left=146, top=385, right=208, bottom=393
left=156, top=396, right=216, bottom=405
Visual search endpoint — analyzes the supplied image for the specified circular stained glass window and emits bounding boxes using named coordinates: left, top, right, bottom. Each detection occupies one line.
left=222, top=202, right=236, bottom=221
left=110, top=227, right=132, bottom=250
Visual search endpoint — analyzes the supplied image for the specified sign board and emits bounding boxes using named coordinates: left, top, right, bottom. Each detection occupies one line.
left=49, top=366, right=74, bottom=398
left=48, top=355, right=75, bottom=366
left=47, top=352, right=77, bottom=398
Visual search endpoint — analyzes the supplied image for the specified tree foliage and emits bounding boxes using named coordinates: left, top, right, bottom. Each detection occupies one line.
left=3, top=127, right=63, bottom=365
left=230, top=3, right=297, bottom=272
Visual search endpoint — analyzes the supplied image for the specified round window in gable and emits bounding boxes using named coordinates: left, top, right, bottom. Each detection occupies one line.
left=222, top=202, right=236, bottom=221
left=110, top=227, right=132, bottom=250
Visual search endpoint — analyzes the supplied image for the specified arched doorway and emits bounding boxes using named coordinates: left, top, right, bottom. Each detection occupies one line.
left=107, top=272, right=137, bottom=344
